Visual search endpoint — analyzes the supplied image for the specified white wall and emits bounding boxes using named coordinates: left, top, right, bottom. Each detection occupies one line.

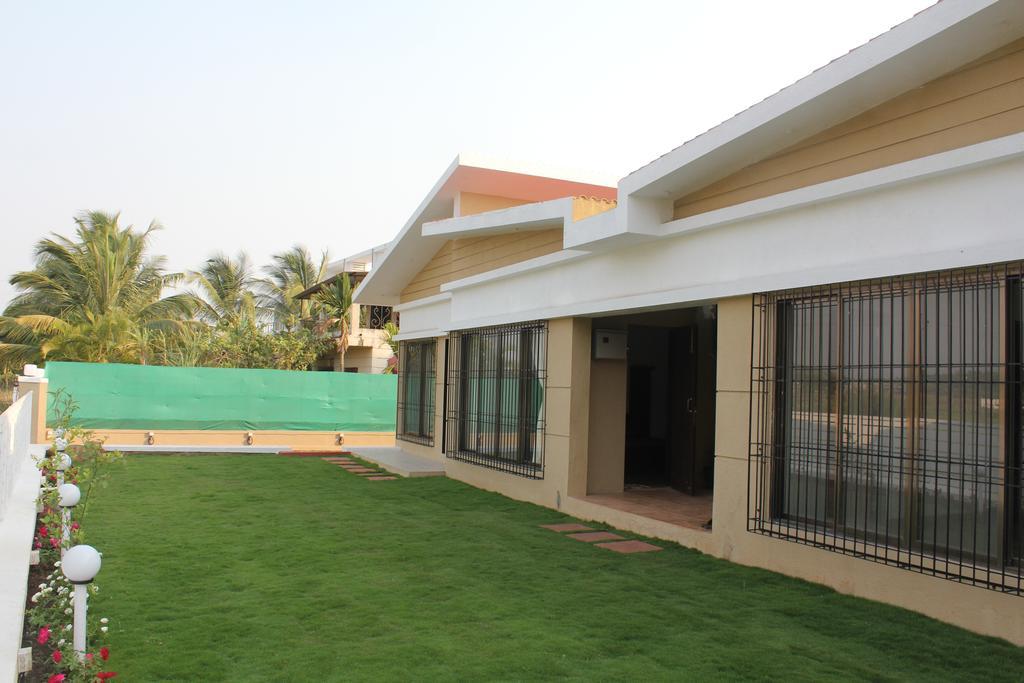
left=432, top=149, right=1024, bottom=331
left=0, top=396, right=42, bottom=679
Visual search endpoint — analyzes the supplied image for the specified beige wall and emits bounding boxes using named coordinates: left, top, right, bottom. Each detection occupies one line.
left=674, top=37, right=1024, bottom=219
left=400, top=229, right=566, bottom=303
left=586, top=323, right=626, bottom=494
left=75, top=429, right=394, bottom=449
left=456, top=192, right=530, bottom=216
left=385, top=306, right=1024, bottom=644
left=17, top=378, right=48, bottom=444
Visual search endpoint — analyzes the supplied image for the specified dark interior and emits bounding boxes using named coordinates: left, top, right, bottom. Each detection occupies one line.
left=623, top=307, right=718, bottom=493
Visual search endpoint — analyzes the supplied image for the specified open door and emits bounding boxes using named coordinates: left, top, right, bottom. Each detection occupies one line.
left=668, top=326, right=699, bottom=494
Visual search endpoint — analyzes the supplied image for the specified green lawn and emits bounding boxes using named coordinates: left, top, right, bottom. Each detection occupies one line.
left=84, top=454, right=1023, bottom=681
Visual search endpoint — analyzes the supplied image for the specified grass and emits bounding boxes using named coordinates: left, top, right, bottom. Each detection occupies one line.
left=83, top=454, right=1024, bottom=681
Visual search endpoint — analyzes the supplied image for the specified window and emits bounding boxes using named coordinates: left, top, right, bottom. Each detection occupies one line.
left=445, top=321, right=547, bottom=478
left=396, top=339, right=436, bottom=446
left=750, top=263, right=1023, bottom=593
left=359, top=305, right=394, bottom=330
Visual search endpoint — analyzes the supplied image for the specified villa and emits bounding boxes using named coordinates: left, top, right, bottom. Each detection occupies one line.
left=296, top=244, right=396, bottom=373
left=353, top=0, right=1024, bottom=644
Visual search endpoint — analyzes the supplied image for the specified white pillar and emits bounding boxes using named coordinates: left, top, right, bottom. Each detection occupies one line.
left=72, top=583, right=88, bottom=660
left=61, top=508, right=69, bottom=560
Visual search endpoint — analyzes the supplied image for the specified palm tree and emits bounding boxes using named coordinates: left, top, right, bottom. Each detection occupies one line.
left=260, top=245, right=328, bottom=331
left=0, top=211, right=193, bottom=366
left=380, top=321, right=399, bottom=374
left=313, top=273, right=353, bottom=370
left=188, top=252, right=261, bottom=325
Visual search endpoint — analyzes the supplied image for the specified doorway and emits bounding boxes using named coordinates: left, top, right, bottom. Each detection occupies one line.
left=623, top=307, right=717, bottom=495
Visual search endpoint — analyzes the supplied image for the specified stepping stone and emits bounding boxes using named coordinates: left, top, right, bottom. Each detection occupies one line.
left=540, top=523, right=594, bottom=533
left=365, top=476, right=397, bottom=481
left=567, top=531, right=625, bottom=543
left=595, top=540, right=663, bottom=554
left=345, top=467, right=377, bottom=474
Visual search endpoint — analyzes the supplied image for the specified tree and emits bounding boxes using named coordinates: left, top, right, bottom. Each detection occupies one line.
left=313, top=273, right=353, bottom=371
left=380, top=321, right=399, bottom=374
left=0, top=211, right=193, bottom=367
left=261, top=245, right=328, bottom=331
left=188, top=252, right=261, bottom=325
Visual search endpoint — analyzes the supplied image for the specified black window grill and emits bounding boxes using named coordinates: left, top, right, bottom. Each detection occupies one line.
left=359, top=305, right=394, bottom=330
left=445, top=321, right=547, bottom=478
left=396, top=338, right=436, bottom=446
left=750, top=262, right=1024, bottom=594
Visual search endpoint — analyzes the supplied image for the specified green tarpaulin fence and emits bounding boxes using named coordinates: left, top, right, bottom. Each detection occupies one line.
left=44, top=361, right=396, bottom=432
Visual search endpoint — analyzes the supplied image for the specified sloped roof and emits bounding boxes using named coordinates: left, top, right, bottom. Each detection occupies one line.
left=353, top=154, right=616, bottom=305
left=619, top=0, right=1024, bottom=201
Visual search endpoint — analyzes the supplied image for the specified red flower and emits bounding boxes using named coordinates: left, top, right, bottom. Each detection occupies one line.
left=49, top=536, right=60, bottom=549
left=52, top=649, right=62, bottom=663
left=99, top=647, right=110, bottom=661
left=96, top=673, right=118, bottom=681
left=37, top=626, right=50, bottom=645
left=71, top=522, right=80, bottom=531
left=34, top=539, right=41, bottom=549
left=47, top=674, right=65, bottom=683
left=39, top=525, right=49, bottom=537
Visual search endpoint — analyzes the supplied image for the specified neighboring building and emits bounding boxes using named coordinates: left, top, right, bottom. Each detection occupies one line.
left=355, top=1, right=1024, bottom=644
left=298, top=245, right=396, bottom=373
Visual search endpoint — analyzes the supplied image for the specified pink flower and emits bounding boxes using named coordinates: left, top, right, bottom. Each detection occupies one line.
left=37, top=626, right=50, bottom=645
left=96, top=673, right=118, bottom=681
left=47, top=674, right=65, bottom=683
left=86, top=653, right=94, bottom=662
left=99, top=647, right=109, bottom=661
left=71, top=522, right=80, bottom=531
left=52, top=649, right=62, bottom=663
left=49, top=537, right=60, bottom=549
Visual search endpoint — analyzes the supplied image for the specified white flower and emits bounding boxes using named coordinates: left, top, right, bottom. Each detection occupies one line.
left=64, top=624, right=72, bottom=631
left=64, top=608, right=72, bottom=615
left=100, top=618, right=108, bottom=624
left=58, top=639, right=65, bottom=646
left=54, top=561, right=61, bottom=568
left=30, top=593, right=40, bottom=603
left=38, top=582, right=46, bottom=589
left=100, top=626, right=108, bottom=633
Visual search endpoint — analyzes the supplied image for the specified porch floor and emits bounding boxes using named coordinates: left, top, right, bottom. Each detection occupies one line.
left=346, top=446, right=446, bottom=478
left=583, top=488, right=713, bottom=531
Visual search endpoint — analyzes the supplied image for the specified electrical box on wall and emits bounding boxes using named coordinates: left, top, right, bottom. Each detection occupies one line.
left=593, top=329, right=627, bottom=360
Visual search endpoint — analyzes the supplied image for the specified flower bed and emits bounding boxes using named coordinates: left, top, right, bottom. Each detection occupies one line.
left=21, top=393, right=123, bottom=682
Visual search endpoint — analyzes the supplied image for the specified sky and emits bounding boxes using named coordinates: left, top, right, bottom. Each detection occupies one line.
left=0, top=0, right=935, bottom=309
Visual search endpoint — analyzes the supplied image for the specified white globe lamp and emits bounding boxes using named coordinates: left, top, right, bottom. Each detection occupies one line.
left=58, top=483, right=81, bottom=508
left=62, top=545, right=102, bottom=661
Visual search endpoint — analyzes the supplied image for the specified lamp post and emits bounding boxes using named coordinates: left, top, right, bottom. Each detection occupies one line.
left=58, top=483, right=81, bottom=559
left=55, top=452, right=72, bottom=488
left=62, top=545, right=101, bottom=661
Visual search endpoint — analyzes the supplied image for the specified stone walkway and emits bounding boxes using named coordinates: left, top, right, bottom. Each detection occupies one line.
left=540, top=522, right=663, bottom=554
left=321, top=455, right=397, bottom=481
